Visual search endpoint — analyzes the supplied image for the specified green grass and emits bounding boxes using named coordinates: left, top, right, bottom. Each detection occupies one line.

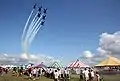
left=101, top=74, right=120, bottom=81
left=0, top=73, right=53, bottom=81
left=71, top=74, right=120, bottom=81
left=0, top=73, right=120, bottom=81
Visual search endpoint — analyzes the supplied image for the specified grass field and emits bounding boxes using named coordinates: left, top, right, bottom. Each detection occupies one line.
left=71, top=74, right=120, bottom=81
left=0, top=73, right=53, bottom=81
left=0, top=73, right=120, bottom=81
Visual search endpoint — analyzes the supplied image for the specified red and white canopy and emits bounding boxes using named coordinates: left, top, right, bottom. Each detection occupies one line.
left=68, top=60, right=89, bottom=68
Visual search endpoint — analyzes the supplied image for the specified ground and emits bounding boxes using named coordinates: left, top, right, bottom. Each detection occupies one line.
left=71, top=74, right=120, bottom=81
left=0, top=73, right=53, bottom=81
left=0, top=73, right=120, bottom=81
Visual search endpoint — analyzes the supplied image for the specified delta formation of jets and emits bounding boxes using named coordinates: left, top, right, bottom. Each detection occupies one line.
left=33, top=4, right=47, bottom=26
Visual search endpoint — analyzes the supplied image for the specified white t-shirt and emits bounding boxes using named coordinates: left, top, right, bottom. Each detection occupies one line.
left=54, top=72, right=59, bottom=79
left=65, top=70, right=69, bottom=74
left=91, top=71, right=94, bottom=77
left=65, top=70, right=67, bottom=74
left=40, top=68, right=43, bottom=74
left=33, top=69, right=37, bottom=74
left=83, top=70, right=89, bottom=77
left=47, top=68, right=49, bottom=73
left=61, top=68, right=64, bottom=74
left=96, top=74, right=100, bottom=78
left=50, top=70, right=52, bottom=74
left=58, top=70, right=61, bottom=75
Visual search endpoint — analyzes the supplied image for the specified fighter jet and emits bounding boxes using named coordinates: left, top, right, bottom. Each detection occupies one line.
left=33, top=4, right=37, bottom=9
left=42, top=15, right=46, bottom=20
left=43, top=8, right=47, bottom=14
left=38, top=6, right=42, bottom=12
left=37, top=13, right=41, bottom=17
left=41, top=21, right=45, bottom=26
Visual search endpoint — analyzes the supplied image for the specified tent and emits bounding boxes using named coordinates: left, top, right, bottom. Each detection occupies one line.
left=68, top=59, right=90, bottom=68
left=34, top=62, right=47, bottom=68
left=26, top=63, right=34, bottom=68
left=49, top=62, right=62, bottom=68
left=95, top=56, right=120, bottom=67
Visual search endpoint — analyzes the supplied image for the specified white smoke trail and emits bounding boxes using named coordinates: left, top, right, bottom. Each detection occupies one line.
left=29, top=14, right=43, bottom=36
left=21, top=10, right=34, bottom=44
left=25, top=12, right=39, bottom=41
left=29, top=21, right=43, bottom=44
left=25, top=14, right=44, bottom=44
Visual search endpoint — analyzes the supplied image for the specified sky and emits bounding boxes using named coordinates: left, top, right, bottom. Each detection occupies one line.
left=0, top=0, right=120, bottom=65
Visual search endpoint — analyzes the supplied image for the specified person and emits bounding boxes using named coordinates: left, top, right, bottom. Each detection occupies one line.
left=61, top=68, right=64, bottom=79
left=51, top=68, right=54, bottom=79
left=38, top=68, right=41, bottom=79
left=54, top=70, right=59, bottom=81
left=19, top=67, right=23, bottom=76
left=32, top=68, right=37, bottom=80
left=47, top=68, right=50, bottom=78
left=5, top=68, right=8, bottom=74
left=88, top=69, right=92, bottom=81
left=20, top=67, right=23, bottom=75
left=0, top=67, right=2, bottom=76
left=28, top=68, right=32, bottom=80
left=67, top=68, right=70, bottom=81
left=96, top=72, right=100, bottom=81
left=80, top=70, right=83, bottom=80
left=0, top=68, right=3, bottom=76
left=12, top=67, right=17, bottom=76
left=64, top=68, right=70, bottom=81
left=91, top=70, right=94, bottom=80
left=17, top=67, right=20, bottom=77
left=83, top=68, right=89, bottom=81
left=49, top=69, right=53, bottom=79
left=58, top=69, right=61, bottom=79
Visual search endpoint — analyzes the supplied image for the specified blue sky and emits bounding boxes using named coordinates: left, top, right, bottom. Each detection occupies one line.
left=0, top=0, right=120, bottom=64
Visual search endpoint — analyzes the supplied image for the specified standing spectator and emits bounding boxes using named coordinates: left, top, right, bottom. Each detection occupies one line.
left=83, top=68, right=89, bottom=81
left=47, top=68, right=50, bottom=78
left=91, top=69, right=94, bottom=80
left=28, top=68, right=32, bottom=80
left=88, top=69, right=92, bottom=81
left=49, top=69, right=53, bottom=79
left=13, top=67, right=17, bottom=75
left=5, top=68, right=8, bottom=74
left=20, top=66, right=23, bottom=75
left=64, top=68, right=70, bottom=81
left=0, top=68, right=3, bottom=76
left=38, top=68, right=42, bottom=79
left=61, top=68, right=64, bottom=79
left=96, top=72, right=100, bottom=81
left=80, top=70, right=83, bottom=80
left=0, top=67, right=2, bottom=76
left=33, top=68, right=37, bottom=80
left=54, top=70, right=59, bottom=81
left=58, top=69, right=61, bottom=79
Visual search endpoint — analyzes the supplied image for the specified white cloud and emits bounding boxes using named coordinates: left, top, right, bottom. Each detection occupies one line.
left=80, top=52, right=107, bottom=66
left=21, top=53, right=39, bottom=60
left=97, top=47, right=107, bottom=55
left=83, top=50, right=94, bottom=58
left=1, top=32, right=120, bottom=66
left=98, top=31, right=120, bottom=55
left=3, top=54, right=8, bottom=57
left=20, top=53, right=59, bottom=65
left=0, top=53, right=57, bottom=66
left=80, top=31, right=120, bottom=66
left=92, top=31, right=120, bottom=65
left=21, top=53, right=29, bottom=59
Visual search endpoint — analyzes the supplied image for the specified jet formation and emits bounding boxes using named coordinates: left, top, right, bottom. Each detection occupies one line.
left=33, top=4, right=47, bottom=26
left=22, top=3, right=48, bottom=54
